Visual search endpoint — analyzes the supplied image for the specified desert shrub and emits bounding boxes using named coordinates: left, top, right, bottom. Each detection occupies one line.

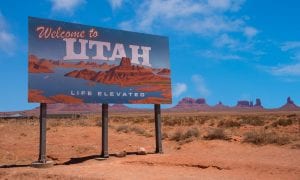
left=272, top=119, right=293, bottom=127
left=243, top=130, right=290, bottom=145
left=130, top=126, right=146, bottom=135
left=20, top=132, right=27, bottom=137
left=116, top=125, right=151, bottom=136
left=287, top=114, right=297, bottom=118
left=239, top=116, right=264, bottom=126
left=116, top=125, right=130, bottom=133
left=209, top=120, right=215, bottom=126
left=186, top=117, right=196, bottom=126
left=204, top=128, right=228, bottom=140
left=169, top=127, right=200, bottom=142
left=170, top=129, right=184, bottom=142
left=183, top=127, right=200, bottom=139
left=198, top=118, right=206, bottom=125
left=163, top=117, right=181, bottom=126
left=218, top=120, right=241, bottom=128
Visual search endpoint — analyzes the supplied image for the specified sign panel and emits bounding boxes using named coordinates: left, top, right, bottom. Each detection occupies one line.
left=28, top=17, right=172, bottom=104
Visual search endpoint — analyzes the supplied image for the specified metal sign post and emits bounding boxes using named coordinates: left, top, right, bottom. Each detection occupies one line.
left=154, top=104, right=163, bottom=153
left=32, top=103, right=53, bottom=168
left=101, top=103, right=109, bottom=158
left=38, top=103, right=47, bottom=163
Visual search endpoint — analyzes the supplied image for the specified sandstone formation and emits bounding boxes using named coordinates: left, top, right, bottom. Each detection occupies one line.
left=279, top=97, right=300, bottom=111
left=236, top=100, right=252, bottom=107
left=173, top=97, right=210, bottom=110
left=213, top=101, right=230, bottom=110
left=254, top=98, right=262, bottom=107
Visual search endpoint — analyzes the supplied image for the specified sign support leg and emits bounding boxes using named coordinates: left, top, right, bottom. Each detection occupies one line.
left=39, top=103, right=47, bottom=163
left=32, top=103, right=53, bottom=168
left=101, top=103, right=109, bottom=158
left=154, top=104, right=163, bottom=153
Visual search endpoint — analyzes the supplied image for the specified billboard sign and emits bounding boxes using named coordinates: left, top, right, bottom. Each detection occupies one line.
left=28, top=17, right=172, bottom=104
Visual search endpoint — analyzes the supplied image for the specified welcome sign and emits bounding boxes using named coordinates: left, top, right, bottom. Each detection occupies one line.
left=28, top=17, right=172, bottom=104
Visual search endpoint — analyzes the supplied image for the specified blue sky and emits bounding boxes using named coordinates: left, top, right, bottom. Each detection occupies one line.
left=0, top=0, right=299, bottom=111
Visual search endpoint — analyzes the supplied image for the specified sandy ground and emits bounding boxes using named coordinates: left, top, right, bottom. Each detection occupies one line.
left=0, top=115, right=300, bottom=180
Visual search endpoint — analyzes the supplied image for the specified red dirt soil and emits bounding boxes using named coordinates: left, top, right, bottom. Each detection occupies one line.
left=0, top=121, right=299, bottom=180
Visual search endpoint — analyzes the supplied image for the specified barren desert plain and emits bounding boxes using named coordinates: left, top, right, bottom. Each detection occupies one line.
left=0, top=109, right=299, bottom=180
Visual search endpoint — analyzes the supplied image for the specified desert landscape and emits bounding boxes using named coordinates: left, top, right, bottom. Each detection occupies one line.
left=0, top=99, right=299, bottom=179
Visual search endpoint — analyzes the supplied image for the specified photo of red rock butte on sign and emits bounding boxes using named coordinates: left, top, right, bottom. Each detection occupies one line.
left=28, top=17, right=172, bottom=104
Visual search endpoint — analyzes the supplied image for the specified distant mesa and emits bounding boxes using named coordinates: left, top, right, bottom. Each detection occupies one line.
left=279, top=97, right=300, bottom=111
left=173, top=97, right=210, bottom=110
left=235, top=99, right=263, bottom=109
left=236, top=100, right=253, bottom=108
left=23, top=103, right=131, bottom=115
left=172, top=97, right=267, bottom=111
left=213, top=101, right=230, bottom=110
left=254, top=98, right=262, bottom=108
left=110, top=104, right=131, bottom=111
left=195, top=98, right=206, bottom=104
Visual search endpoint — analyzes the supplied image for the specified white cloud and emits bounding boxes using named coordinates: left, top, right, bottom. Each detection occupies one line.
left=119, top=20, right=133, bottom=31
left=281, top=41, right=300, bottom=51
left=108, top=0, right=123, bottom=9
left=118, top=0, right=250, bottom=37
left=50, top=0, right=85, bottom=13
left=117, top=0, right=258, bottom=55
left=0, top=12, right=15, bottom=55
left=173, top=83, right=187, bottom=97
left=244, top=26, right=258, bottom=38
left=268, top=63, right=300, bottom=76
left=208, top=0, right=245, bottom=12
left=201, top=50, right=242, bottom=60
left=191, top=75, right=211, bottom=97
left=214, top=33, right=240, bottom=48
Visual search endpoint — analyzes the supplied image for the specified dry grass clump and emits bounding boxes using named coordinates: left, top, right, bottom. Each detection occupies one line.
left=239, top=116, right=264, bottom=126
left=163, top=117, right=182, bottom=126
left=115, top=125, right=151, bottom=137
left=130, top=126, right=147, bottom=136
left=243, top=130, right=290, bottom=145
left=116, top=125, right=130, bottom=133
left=204, top=128, right=228, bottom=140
left=169, top=127, right=200, bottom=142
left=163, top=116, right=208, bottom=126
left=272, top=118, right=293, bottom=127
left=218, top=120, right=241, bottom=128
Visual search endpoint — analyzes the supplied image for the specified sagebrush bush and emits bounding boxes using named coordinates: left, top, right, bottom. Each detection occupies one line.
left=204, top=128, right=228, bottom=140
left=130, top=126, right=146, bottom=135
left=272, top=119, right=293, bottom=127
left=239, top=116, right=264, bottom=126
left=169, top=127, right=200, bottom=142
left=218, top=120, right=241, bottom=128
left=243, top=130, right=290, bottom=145
left=116, top=125, right=130, bottom=133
